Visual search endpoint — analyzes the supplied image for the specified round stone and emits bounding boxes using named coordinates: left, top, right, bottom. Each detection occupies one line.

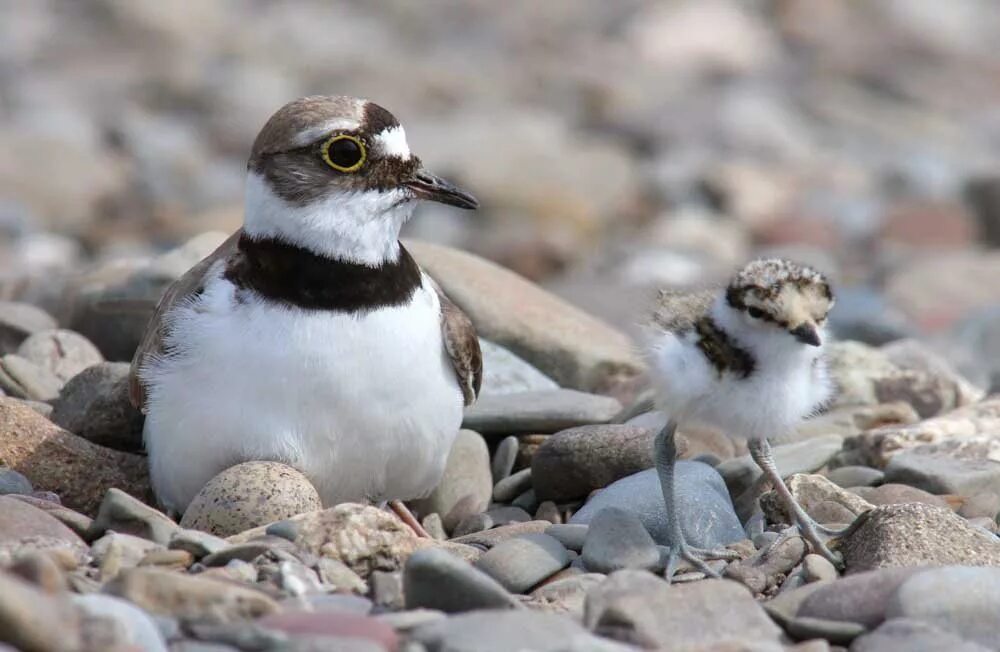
left=180, top=462, right=322, bottom=537
left=581, top=507, right=662, bottom=574
left=474, top=533, right=570, bottom=593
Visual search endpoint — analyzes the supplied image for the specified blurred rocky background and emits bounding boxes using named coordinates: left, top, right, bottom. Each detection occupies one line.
left=3, top=0, right=1000, bottom=390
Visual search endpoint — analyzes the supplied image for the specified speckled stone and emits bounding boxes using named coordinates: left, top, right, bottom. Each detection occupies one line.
left=180, top=462, right=322, bottom=537
left=17, top=329, right=103, bottom=382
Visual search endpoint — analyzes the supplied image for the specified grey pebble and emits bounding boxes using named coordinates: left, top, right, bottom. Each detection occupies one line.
left=511, top=489, right=538, bottom=514
left=0, top=467, right=32, bottom=496
left=491, top=436, right=519, bottom=484
left=545, top=524, right=588, bottom=552
left=264, top=519, right=299, bottom=542
left=474, top=532, right=569, bottom=593
left=581, top=507, right=662, bottom=574
left=403, top=547, right=521, bottom=613
left=493, top=468, right=532, bottom=503
left=825, top=465, right=884, bottom=488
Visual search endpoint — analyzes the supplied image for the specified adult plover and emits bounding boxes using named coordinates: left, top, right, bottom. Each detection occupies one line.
left=645, top=258, right=842, bottom=575
left=129, top=96, right=482, bottom=528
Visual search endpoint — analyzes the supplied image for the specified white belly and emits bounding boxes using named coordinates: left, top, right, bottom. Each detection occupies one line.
left=141, top=269, right=464, bottom=513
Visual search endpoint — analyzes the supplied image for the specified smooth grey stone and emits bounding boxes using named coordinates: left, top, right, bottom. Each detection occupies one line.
left=581, top=507, right=661, bottom=574
left=0, top=301, right=57, bottom=354
left=474, top=533, right=569, bottom=593
left=784, top=615, right=865, bottom=645
left=545, top=524, right=588, bottom=551
left=0, top=467, right=32, bottom=495
left=884, top=451, right=1000, bottom=497
left=797, top=567, right=927, bottom=628
left=50, top=362, right=145, bottom=452
left=375, top=609, right=447, bottom=632
left=826, top=465, right=883, bottom=488
left=72, top=594, right=168, bottom=652
left=483, top=505, right=532, bottom=526
left=570, top=464, right=744, bottom=550
left=452, top=512, right=493, bottom=538
left=491, top=436, right=519, bottom=484
left=717, top=434, right=843, bottom=497
left=403, top=548, right=520, bottom=613
left=527, top=573, right=605, bottom=620
left=265, top=519, right=299, bottom=542
left=87, top=488, right=179, bottom=545
left=511, top=489, right=538, bottom=514
left=885, top=566, right=1000, bottom=649
left=462, top=389, right=621, bottom=436
left=168, top=529, right=229, bottom=559
left=411, top=610, right=622, bottom=652
left=0, top=354, right=63, bottom=401
left=493, top=468, right=532, bottom=503
left=585, top=572, right=782, bottom=649
left=479, top=340, right=559, bottom=397
left=852, top=617, right=991, bottom=652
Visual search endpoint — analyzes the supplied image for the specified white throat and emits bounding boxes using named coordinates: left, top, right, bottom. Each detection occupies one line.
left=243, top=171, right=415, bottom=265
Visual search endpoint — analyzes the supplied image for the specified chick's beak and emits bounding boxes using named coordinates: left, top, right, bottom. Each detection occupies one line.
left=790, top=322, right=822, bottom=347
left=405, top=168, right=478, bottom=210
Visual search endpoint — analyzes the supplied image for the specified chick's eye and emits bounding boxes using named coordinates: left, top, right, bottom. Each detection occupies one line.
left=322, top=135, right=366, bottom=172
left=747, top=306, right=766, bottom=320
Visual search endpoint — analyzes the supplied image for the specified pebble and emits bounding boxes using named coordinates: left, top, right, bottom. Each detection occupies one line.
left=49, top=362, right=145, bottom=452
left=0, top=571, right=82, bottom=651
left=89, top=487, right=179, bottom=545
left=716, top=434, right=844, bottom=498
left=535, top=501, right=561, bottom=524
left=73, top=593, right=169, bottom=652
left=760, top=473, right=873, bottom=526
left=884, top=450, right=1000, bottom=497
left=412, top=430, right=492, bottom=532
left=493, top=467, right=532, bottom=503
left=0, top=495, right=87, bottom=557
left=795, top=567, right=928, bottom=628
left=450, top=521, right=552, bottom=549
left=801, top=554, right=838, bottom=583
left=580, top=507, right=662, bottom=574
left=179, top=462, right=323, bottom=537
left=7, top=551, right=69, bottom=593
left=316, top=557, right=368, bottom=594
left=526, top=572, right=605, bottom=618
left=852, top=617, right=991, bottom=652
left=479, top=339, right=559, bottom=396
left=531, top=424, right=654, bottom=501
left=17, top=329, right=103, bottom=382
left=0, top=397, right=151, bottom=515
left=403, top=548, right=521, bottom=613
left=0, top=354, right=63, bottom=401
left=6, top=494, right=92, bottom=537
left=106, top=567, right=279, bottom=624
left=474, top=533, right=569, bottom=593
left=421, top=512, right=447, bottom=540
left=461, top=389, right=622, bottom=436
left=409, top=241, right=643, bottom=392
left=491, top=435, right=519, bottom=484
left=841, top=503, right=1000, bottom=573
left=169, top=529, right=231, bottom=559
left=0, top=467, right=32, bottom=495
left=511, top=489, right=538, bottom=513
left=545, top=524, right=588, bottom=552
left=0, top=302, right=58, bottom=354
left=371, top=570, right=404, bottom=609
left=725, top=536, right=806, bottom=594
left=825, top=465, right=884, bottom=488
left=256, top=610, right=399, bottom=650
left=410, top=609, right=623, bottom=652
left=586, top=573, right=783, bottom=650
left=959, top=491, right=1000, bottom=520
left=850, top=483, right=950, bottom=509
left=92, top=531, right=164, bottom=576
left=885, top=566, right=1000, bottom=649
left=570, top=465, right=744, bottom=550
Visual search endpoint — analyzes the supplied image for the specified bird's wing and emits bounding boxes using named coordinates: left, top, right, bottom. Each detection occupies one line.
left=429, top=277, right=482, bottom=406
left=652, top=288, right=718, bottom=333
left=128, top=229, right=243, bottom=412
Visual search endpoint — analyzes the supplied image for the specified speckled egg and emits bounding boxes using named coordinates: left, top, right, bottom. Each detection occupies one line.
left=179, top=462, right=322, bottom=537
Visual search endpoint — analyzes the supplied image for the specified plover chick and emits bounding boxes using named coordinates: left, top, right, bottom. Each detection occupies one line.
left=645, top=258, right=842, bottom=576
left=129, top=96, right=482, bottom=529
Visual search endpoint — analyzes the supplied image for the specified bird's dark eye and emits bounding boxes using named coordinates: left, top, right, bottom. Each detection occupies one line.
left=321, top=134, right=366, bottom=172
left=747, top=306, right=766, bottom=320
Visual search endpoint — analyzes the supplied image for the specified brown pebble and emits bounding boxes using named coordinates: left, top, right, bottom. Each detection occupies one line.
left=8, top=552, right=68, bottom=593
left=139, top=549, right=194, bottom=570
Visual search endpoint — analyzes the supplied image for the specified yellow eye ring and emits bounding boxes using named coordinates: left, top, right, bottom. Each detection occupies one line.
left=321, top=134, right=366, bottom=173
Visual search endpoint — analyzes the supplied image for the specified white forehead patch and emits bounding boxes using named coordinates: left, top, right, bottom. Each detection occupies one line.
left=291, top=118, right=362, bottom=149
left=374, top=126, right=411, bottom=160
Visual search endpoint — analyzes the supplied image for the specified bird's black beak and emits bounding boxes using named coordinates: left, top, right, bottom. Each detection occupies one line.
left=790, top=323, right=821, bottom=347
left=405, top=168, right=478, bottom=210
